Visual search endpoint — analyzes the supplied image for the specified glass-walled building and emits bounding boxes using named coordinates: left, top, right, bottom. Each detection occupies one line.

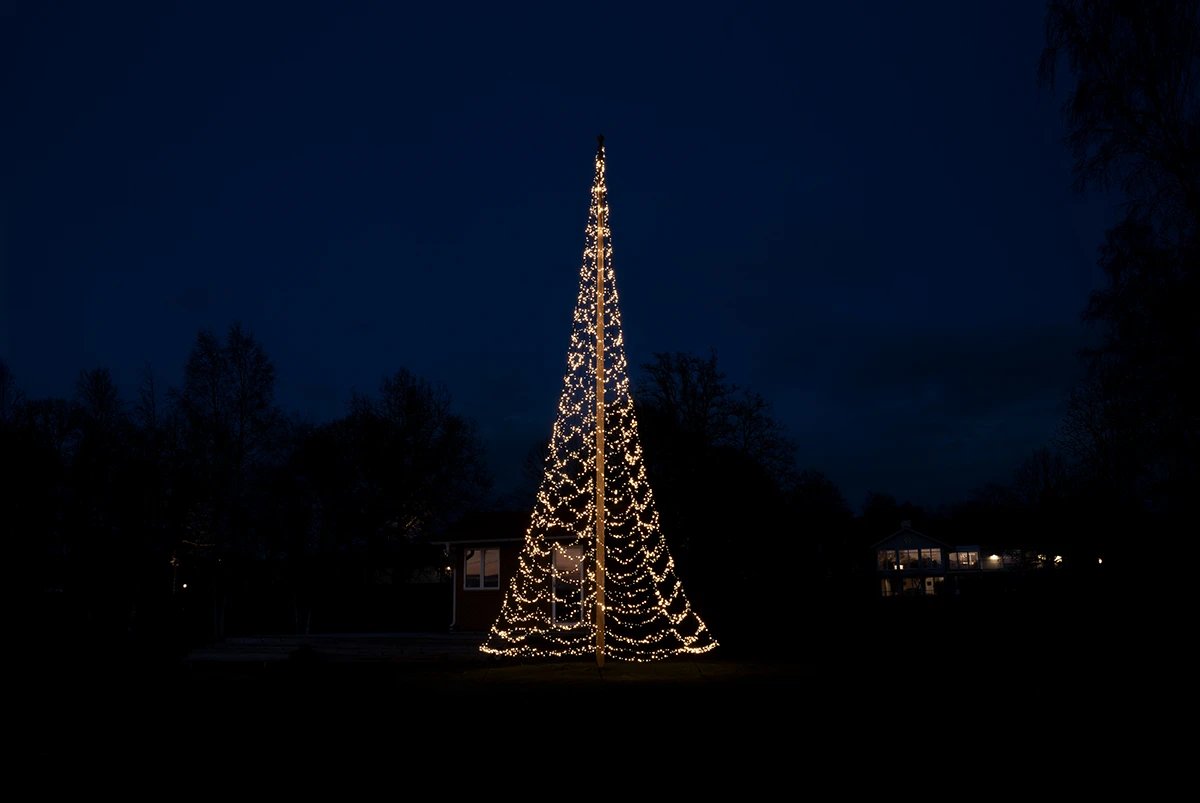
left=872, top=522, right=1064, bottom=597
left=872, top=522, right=951, bottom=597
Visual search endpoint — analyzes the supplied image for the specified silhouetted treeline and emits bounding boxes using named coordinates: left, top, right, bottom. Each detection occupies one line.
left=630, top=350, right=853, bottom=651
left=1041, top=0, right=1199, bottom=552
left=628, top=350, right=1111, bottom=655
left=6, top=323, right=490, bottom=652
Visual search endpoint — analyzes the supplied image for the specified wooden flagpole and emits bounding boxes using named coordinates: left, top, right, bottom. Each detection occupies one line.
left=594, top=134, right=606, bottom=668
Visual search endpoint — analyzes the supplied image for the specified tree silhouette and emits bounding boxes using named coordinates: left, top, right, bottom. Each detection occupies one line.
left=791, top=470, right=852, bottom=522
left=505, top=435, right=551, bottom=510
left=638, top=350, right=736, bottom=447
left=1055, top=372, right=1148, bottom=506
left=133, top=363, right=161, bottom=432
left=345, top=368, right=491, bottom=542
left=170, top=322, right=284, bottom=489
left=637, top=350, right=796, bottom=490
left=165, top=322, right=284, bottom=639
left=1011, top=447, right=1070, bottom=510
left=0, top=359, right=25, bottom=423
left=1041, top=0, right=1200, bottom=520
left=1039, top=0, right=1199, bottom=237
left=726, top=388, right=798, bottom=487
left=75, top=368, right=124, bottom=431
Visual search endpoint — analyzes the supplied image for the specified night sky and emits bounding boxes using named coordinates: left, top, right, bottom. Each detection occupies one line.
left=2, top=2, right=1119, bottom=510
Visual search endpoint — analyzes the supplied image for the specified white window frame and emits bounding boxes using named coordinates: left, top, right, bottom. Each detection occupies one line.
left=898, top=548, right=921, bottom=570
left=948, top=549, right=980, bottom=570
left=463, top=548, right=500, bottom=591
left=551, top=544, right=584, bottom=625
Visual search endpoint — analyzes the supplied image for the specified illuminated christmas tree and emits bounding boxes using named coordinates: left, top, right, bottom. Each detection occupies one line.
left=482, top=137, right=717, bottom=663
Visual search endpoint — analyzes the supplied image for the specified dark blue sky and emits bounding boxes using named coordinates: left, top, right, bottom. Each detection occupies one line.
left=2, top=1, right=1117, bottom=510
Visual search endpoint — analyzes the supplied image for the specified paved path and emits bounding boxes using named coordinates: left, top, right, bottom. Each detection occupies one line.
left=182, top=632, right=806, bottom=688
left=184, top=632, right=486, bottom=664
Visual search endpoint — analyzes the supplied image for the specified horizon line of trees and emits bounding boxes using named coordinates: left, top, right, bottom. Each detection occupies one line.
left=4, top=322, right=492, bottom=644
left=10, top=317, right=1102, bottom=651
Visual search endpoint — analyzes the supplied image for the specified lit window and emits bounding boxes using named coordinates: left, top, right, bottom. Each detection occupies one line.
left=898, top=549, right=920, bottom=570
left=948, top=551, right=979, bottom=569
left=552, top=545, right=583, bottom=624
left=880, top=548, right=945, bottom=572
left=464, top=549, right=500, bottom=590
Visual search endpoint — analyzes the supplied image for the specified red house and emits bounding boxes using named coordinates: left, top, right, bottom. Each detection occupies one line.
left=432, top=511, right=534, bottom=632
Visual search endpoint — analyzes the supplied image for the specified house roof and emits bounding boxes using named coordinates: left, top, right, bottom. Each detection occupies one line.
left=870, top=525, right=952, bottom=549
left=432, top=510, right=532, bottom=545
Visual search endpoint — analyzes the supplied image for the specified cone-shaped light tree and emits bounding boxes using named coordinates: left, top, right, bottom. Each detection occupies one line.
left=482, top=137, right=717, bottom=663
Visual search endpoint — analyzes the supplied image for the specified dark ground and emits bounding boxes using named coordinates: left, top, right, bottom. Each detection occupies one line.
left=26, top=592, right=1135, bottom=772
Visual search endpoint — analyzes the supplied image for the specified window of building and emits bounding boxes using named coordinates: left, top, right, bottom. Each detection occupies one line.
left=883, top=576, right=945, bottom=596
left=880, top=549, right=944, bottom=571
left=947, top=550, right=979, bottom=570
left=552, top=545, right=584, bottom=624
left=464, top=548, right=500, bottom=590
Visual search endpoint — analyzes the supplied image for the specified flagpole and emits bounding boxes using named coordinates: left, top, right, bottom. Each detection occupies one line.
left=594, top=134, right=606, bottom=668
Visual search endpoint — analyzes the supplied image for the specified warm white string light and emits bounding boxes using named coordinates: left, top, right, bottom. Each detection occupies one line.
left=482, top=139, right=717, bottom=661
